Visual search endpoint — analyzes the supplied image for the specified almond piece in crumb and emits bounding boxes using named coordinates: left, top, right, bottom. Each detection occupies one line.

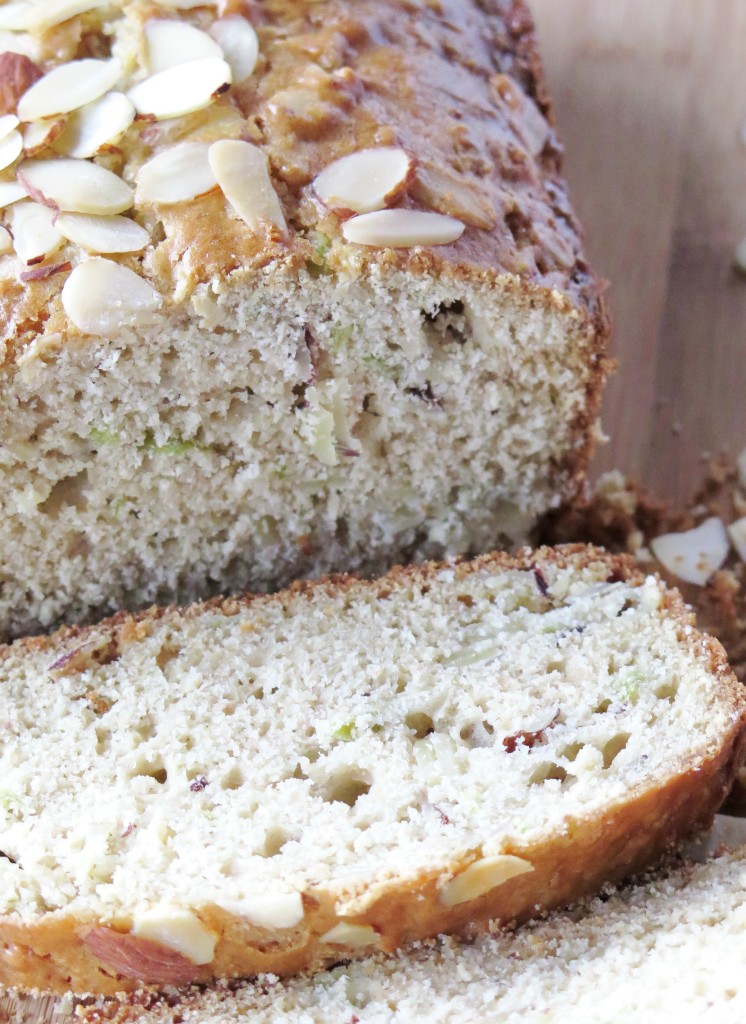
left=313, top=147, right=414, bottom=215
left=320, top=922, right=378, bottom=948
left=439, top=854, right=534, bottom=907
left=132, top=905, right=218, bottom=965
left=342, top=209, right=464, bottom=248
left=84, top=927, right=203, bottom=984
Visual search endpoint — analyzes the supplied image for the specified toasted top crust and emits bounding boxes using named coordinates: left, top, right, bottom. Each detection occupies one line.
left=0, top=0, right=605, bottom=367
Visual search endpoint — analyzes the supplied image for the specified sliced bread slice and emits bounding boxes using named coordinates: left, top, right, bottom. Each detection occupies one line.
left=0, top=546, right=744, bottom=994
left=60, top=836, right=746, bottom=1024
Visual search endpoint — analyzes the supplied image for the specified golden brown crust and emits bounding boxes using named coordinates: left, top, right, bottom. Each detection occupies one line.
left=0, top=0, right=609, bottom=371
left=1, top=544, right=744, bottom=995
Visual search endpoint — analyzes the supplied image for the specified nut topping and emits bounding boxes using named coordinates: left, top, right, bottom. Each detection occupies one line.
left=58, top=91, right=135, bottom=159
left=18, top=158, right=133, bottom=215
left=342, top=209, right=465, bottom=248
left=17, top=58, right=122, bottom=122
left=7, top=200, right=63, bottom=263
left=0, top=52, right=42, bottom=115
left=56, top=212, right=149, bottom=254
left=61, top=258, right=161, bottom=334
left=0, top=128, right=21, bottom=170
left=137, top=141, right=217, bottom=205
left=313, top=147, right=414, bottom=215
left=208, top=138, right=286, bottom=232
left=209, top=16, right=259, bottom=83
left=127, top=57, right=232, bottom=121
left=144, top=20, right=223, bottom=74
left=0, top=224, right=11, bottom=254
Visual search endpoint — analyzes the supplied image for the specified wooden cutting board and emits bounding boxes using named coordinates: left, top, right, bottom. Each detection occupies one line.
left=531, top=0, right=746, bottom=504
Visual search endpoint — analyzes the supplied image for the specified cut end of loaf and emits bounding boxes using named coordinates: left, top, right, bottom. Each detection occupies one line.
left=1, top=267, right=605, bottom=639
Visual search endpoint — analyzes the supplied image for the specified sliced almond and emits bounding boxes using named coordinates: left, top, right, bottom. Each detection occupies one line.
left=440, top=854, right=534, bottom=907
left=727, top=517, right=746, bottom=563
left=320, top=922, right=378, bottom=949
left=159, top=0, right=217, bottom=6
left=61, top=258, right=161, bottom=334
left=145, top=20, right=223, bottom=74
left=314, top=147, right=414, bottom=215
left=0, top=128, right=22, bottom=170
left=127, top=57, right=232, bottom=121
left=0, top=113, right=19, bottom=140
left=27, top=0, right=108, bottom=31
left=19, top=158, right=133, bottom=215
left=22, top=117, right=66, bottom=156
left=0, top=2, right=35, bottom=31
left=56, top=212, right=149, bottom=254
left=17, top=58, right=122, bottom=122
left=651, top=517, right=730, bottom=586
left=218, top=892, right=304, bottom=930
left=57, top=92, right=135, bottom=159
left=0, top=181, right=26, bottom=208
left=137, top=141, right=216, bottom=205
left=0, top=224, right=12, bottom=254
left=342, top=209, right=465, bottom=248
left=7, top=200, right=63, bottom=263
left=132, top=906, right=217, bottom=966
left=208, top=16, right=259, bottom=83
left=208, top=138, right=285, bottom=232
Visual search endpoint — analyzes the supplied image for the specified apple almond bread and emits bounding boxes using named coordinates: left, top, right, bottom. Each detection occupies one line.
left=0, top=0, right=610, bottom=639
left=0, top=546, right=743, bottom=995
left=41, top=839, right=746, bottom=1024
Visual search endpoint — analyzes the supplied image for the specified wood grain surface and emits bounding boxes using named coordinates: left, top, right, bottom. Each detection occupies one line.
left=531, top=0, right=746, bottom=504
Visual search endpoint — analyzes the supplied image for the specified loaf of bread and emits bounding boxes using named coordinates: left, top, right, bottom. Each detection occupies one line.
left=0, top=0, right=610, bottom=639
left=0, top=546, right=743, bottom=994
left=53, top=837, right=746, bottom=1024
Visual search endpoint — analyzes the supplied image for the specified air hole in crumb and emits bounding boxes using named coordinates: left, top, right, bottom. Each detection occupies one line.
left=529, top=762, right=567, bottom=785
left=459, top=720, right=495, bottom=748
left=593, top=699, right=612, bottom=715
left=222, top=703, right=236, bottom=716
left=602, top=733, right=630, bottom=769
left=39, top=470, right=90, bottom=516
left=546, top=659, right=565, bottom=673
left=261, top=827, right=290, bottom=857
left=95, top=727, right=110, bottom=755
left=323, top=770, right=371, bottom=807
left=131, top=761, right=167, bottom=784
left=291, top=763, right=308, bottom=781
left=456, top=593, right=474, bottom=608
left=221, top=765, right=244, bottom=790
left=155, top=644, right=180, bottom=671
left=303, top=745, right=321, bottom=764
left=560, top=742, right=584, bottom=762
left=395, top=673, right=411, bottom=694
left=655, top=681, right=678, bottom=703
left=252, top=686, right=265, bottom=701
left=405, top=712, right=434, bottom=739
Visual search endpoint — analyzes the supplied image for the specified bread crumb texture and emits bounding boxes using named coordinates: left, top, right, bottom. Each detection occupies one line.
left=0, top=546, right=743, bottom=992
left=0, top=0, right=609, bottom=638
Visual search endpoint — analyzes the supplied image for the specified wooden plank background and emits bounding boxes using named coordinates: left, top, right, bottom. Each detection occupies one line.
left=530, top=0, right=746, bottom=504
